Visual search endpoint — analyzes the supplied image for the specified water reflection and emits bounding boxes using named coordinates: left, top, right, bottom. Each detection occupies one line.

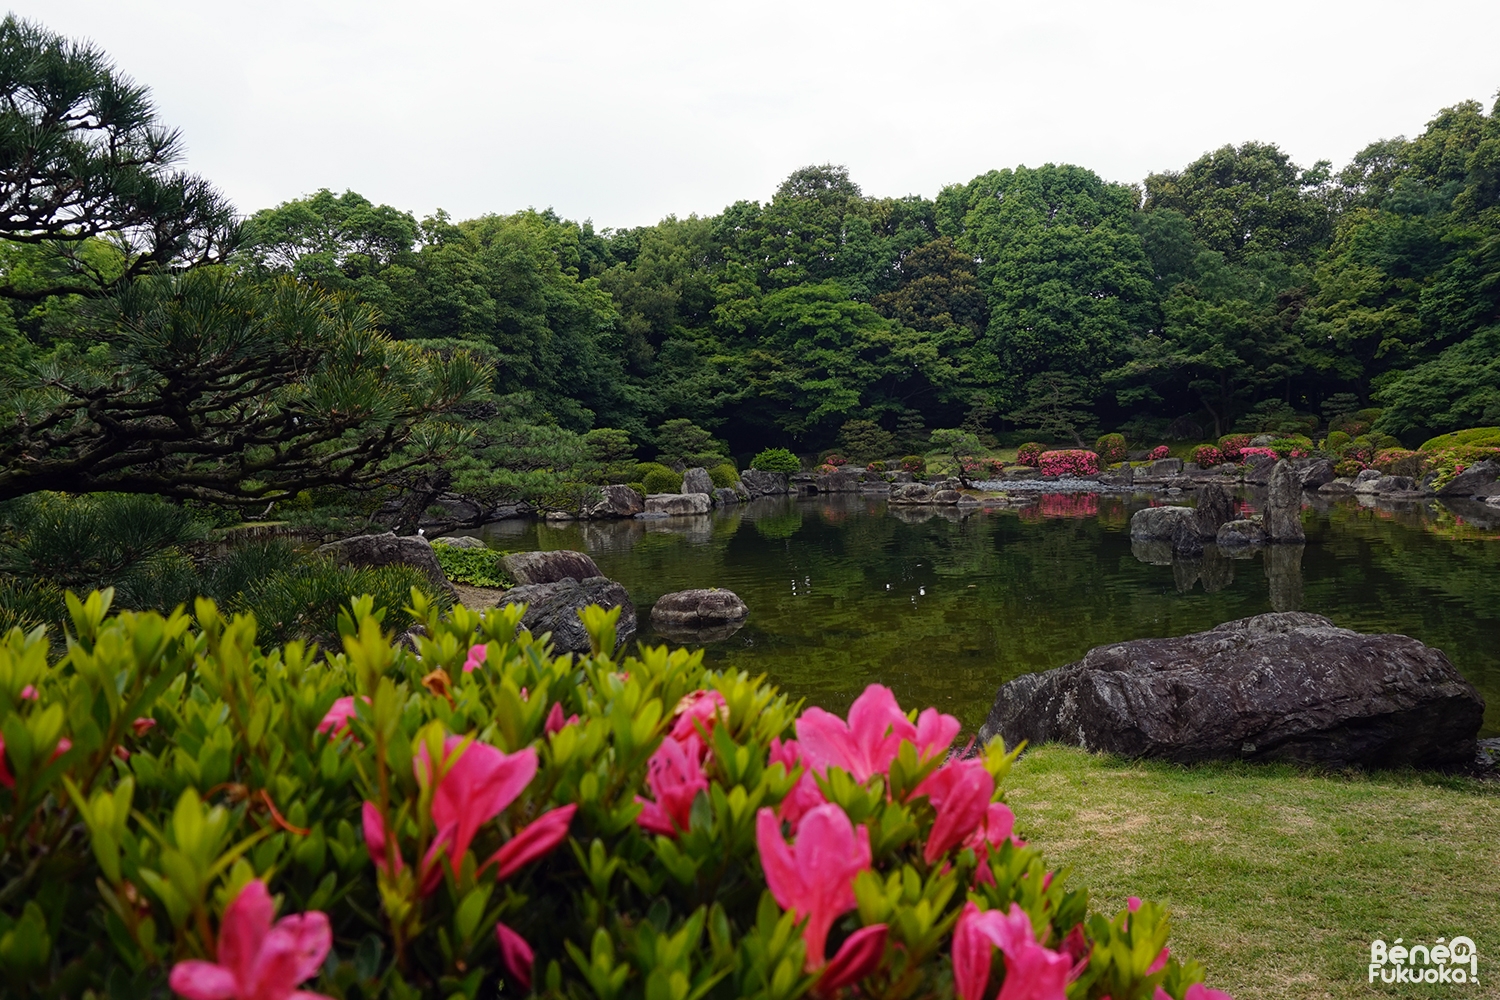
left=462, top=491, right=1500, bottom=736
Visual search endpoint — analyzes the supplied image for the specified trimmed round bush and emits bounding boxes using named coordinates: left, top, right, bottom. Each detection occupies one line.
left=1216, top=434, right=1250, bottom=462
left=1037, top=449, right=1100, bottom=477
left=1335, top=458, right=1365, bottom=478
left=1094, top=433, right=1127, bottom=465
left=1148, top=444, right=1171, bottom=461
left=708, top=463, right=740, bottom=488
left=640, top=463, right=684, bottom=493
left=1324, top=430, right=1352, bottom=454
left=900, top=454, right=926, bottom=474
left=1419, top=426, right=1500, bottom=451
left=1016, top=442, right=1044, bottom=467
left=750, top=447, right=801, bottom=473
left=1266, top=435, right=1314, bottom=458
left=1374, top=448, right=1423, bottom=477
left=626, top=481, right=647, bottom=498
left=1191, top=444, right=1224, bottom=467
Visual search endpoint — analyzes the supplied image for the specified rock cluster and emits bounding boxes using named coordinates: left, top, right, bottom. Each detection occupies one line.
left=314, top=532, right=454, bottom=598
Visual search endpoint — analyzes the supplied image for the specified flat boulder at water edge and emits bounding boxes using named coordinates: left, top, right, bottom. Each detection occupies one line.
left=499, top=577, right=636, bottom=653
left=501, top=549, right=603, bottom=585
left=976, top=612, right=1484, bottom=769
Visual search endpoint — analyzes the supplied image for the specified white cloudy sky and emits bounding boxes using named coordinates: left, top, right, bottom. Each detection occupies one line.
left=14, top=1, right=1500, bottom=228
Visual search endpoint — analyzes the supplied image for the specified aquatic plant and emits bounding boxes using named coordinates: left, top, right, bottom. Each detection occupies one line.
left=1, top=590, right=1232, bottom=1000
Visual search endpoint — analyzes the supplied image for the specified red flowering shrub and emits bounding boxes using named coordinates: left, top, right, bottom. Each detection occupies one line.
left=5, top=590, right=1233, bottom=1000
left=1216, top=435, right=1250, bottom=462
left=1016, top=442, right=1044, bottom=467
left=1094, top=433, right=1127, bottom=465
left=901, top=455, right=926, bottom=474
left=1037, top=449, right=1101, bottom=477
left=824, top=453, right=848, bottom=468
left=1148, top=445, right=1171, bottom=461
left=1239, top=446, right=1278, bottom=464
left=1334, top=458, right=1365, bottom=478
left=1374, top=448, right=1423, bottom=477
left=1190, top=445, right=1223, bottom=467
left=866, top=461, right=885, bottom=472
left=961, top=456, right=1007, bottom=479
left=817, top=463, right=840, bottom=475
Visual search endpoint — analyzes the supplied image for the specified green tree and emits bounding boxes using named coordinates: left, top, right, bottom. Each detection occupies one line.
left=654, top=418, right=724, bottom=468
left=1006, top=371, right=1095, bottom=446
left=0, top=15, right=237, bottom=301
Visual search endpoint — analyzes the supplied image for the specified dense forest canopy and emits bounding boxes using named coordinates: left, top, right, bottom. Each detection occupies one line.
left=222, top=99, right=1500, bottom=459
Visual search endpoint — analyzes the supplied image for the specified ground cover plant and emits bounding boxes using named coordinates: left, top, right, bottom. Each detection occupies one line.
left=1, top=591, right=1234, bottom=1000
left=1004, top=747, right=1500, bottom=1000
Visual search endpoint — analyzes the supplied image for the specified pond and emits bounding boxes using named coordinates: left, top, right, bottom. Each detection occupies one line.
left=462, top=491, right=1500, bottom=739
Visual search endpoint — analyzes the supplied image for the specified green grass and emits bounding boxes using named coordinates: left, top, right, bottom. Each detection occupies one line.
left=1003, top=746, right=1500, bottom=999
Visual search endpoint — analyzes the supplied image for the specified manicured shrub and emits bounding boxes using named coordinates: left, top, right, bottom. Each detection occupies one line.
left=815, top=463, right=839, bottom=475
left=626, top=481, right=647, bottom=498
left=1016, top=442, right=1044, bottom=467
left=960, top=456, right=1006, bottom=479
left=640, top=463, right=684, bottom=493
left=1418, top=426, right=1500, bottom=451
left=1148, top=445, right=1171, bottom=461
left=708, top=463, right=740, bottom=489
left=1094, top=433, right=1127, bottom=465
left=823, top=453, right=848, bottom=468
left=1373, top=448, right=1423, bottom=478
left=0, top=591, right=1234, bottom=1000
left=751, top=447, right=801, bottom=473
left=900, top=455, right=927, bottom=474
left=866, top=461, right=884, bottom=472
left=1190, top=445, right=1223, bottom=467
left=432, top=542, right=512, bottom=587
left=1216, top=434, right=1250, bottom=462
left=1037, top=449, right=1100, bottom=477
left=1266, top=436, right=1313, bottom=459
left=1334, top=458, right=1365, bottom=478
left=1323, top=430, right=1352, bottom=454
left=1239, top=446, right=1279, bottom=464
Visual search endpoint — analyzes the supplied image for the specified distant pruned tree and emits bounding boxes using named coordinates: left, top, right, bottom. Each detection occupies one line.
left=0, top=14, right=238, bottom=300
left=1007, top=372, right=1095, bottom=447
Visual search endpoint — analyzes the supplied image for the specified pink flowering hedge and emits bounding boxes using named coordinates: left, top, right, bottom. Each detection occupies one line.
left=1015, top=443, right=1044, bottom=468
left=1237, top=446, right=1278, bottom=464
left=0, top=589, right=1232, bottom=1000
left=1188, top=445, right=1222, bottom=468
left=1146, top=446, right=1170, bottom=461
left=1037, top=450, right=1101, bottom=478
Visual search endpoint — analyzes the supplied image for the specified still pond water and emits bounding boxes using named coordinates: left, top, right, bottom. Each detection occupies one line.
left=463, top=492, right=1500, bottom=738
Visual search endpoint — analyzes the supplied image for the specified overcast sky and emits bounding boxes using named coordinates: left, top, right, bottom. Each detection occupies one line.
left=15, top=1, right=1500, bottom=228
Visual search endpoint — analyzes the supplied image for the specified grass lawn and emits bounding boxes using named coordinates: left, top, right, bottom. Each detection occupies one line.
left=1003, top=746, right=1500, bottom=999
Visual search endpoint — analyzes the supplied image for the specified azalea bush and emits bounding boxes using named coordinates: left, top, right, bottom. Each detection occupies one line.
left=1146, top=446, right=1170, bottom=462
left=1334, top=458, right=1365, bottom=479
left=1015, top=444, right=1044, bottom=468
left=1237, top=447, right=1278, bottom=464
left=1188, top=446, right=1222, bottom=468
left=1092, top=436, right=1126, bottom=466
left=1372, top=449, right=1423, bottom=478
left=959, top=458, right=1006, bottom=480
left=1213, top=436, right=1249, bottom=463
left=1, top=589, right=1232, bottom=1000
left=899, top=456, right=926, bottom=475
left=1036, top=451, right=1100, bottom=478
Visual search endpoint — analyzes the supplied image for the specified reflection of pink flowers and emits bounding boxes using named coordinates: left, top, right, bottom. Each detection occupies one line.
left=952, top=902, right=1070, bottom=1000
left=1019, top=493, right=1099, bottom=521
left=168, top=880, right=331, bottom=1000
left=636, top=734, right=709, bottom=836
left=756, top=803, right=873, bottom=970
left=795, top=685, right=958, bottom=781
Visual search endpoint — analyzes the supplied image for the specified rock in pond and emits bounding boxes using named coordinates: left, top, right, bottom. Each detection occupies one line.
left=740, top=469, right=789, bottom=497
left=502, top=550, right=602, bottom=585
left=500, top=577, right=636, bottom=654
left=645, top=493, right=712, bottom=516
left=1299, top=458, right=1336, bottom=489
left=712, top=487, right=741, bottom=506
left=976, top=612, right=1483, bottom=769
left=815, top=471, right=860, bottom=493
left=583, top=485, right=645, bottom=519
left=1436, top=459, right=1500, bottom=498
left=315, top=532, right=454, bottom=597
left=1266, top=460, right=1305, bottom=542
left=1193, top=483, right=1235, bottom=540
left=1215, top=519, right=1266, bottom=547
left=682, top=467, right=714, bottom=496
left=650, top=588, right=749, bottom=629
left=1128, top=505, right=1200, bottom=554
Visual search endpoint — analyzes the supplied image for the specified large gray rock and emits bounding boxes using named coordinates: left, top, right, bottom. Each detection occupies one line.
left=681, top=467, right=714, bottom=496
left=815, top=471, right=860, bottom=493
left=932, top=489, right=962, bottom=504
left=315, top=532, right=454, bottom=597
left=1216, top=519, right=1266, bottom=547
left=1193, top=483, right=1235, bottom=539
left=1098, top=464, right=1135, bottom=488
left=1266, top=461, right=1305, bottom=542
left=712, top=487, right=741, bottom=506
left=500, top=577, right=636, bottom=653
left=976, top=613, right=1484, bottom=769
left=1318, top=478, right=1357, bottom=494
left=502, top=550, right=603, bottom=585
left=1436, top=459, right=1500, bottom=498
left=1144, top=458, right=1182, bottom=477
left=1299, top=459, right=1336, bottom=489
left=432, top=535, right=487, bottom=549
left=740, top=469, right=789, bottom=497
left=1130, top=505, right=1201, bottom=556
left=890, top=483, right=936, bottom=504
left=583, top=485, right=645, bottom=519
left=650, top=588, right=749, bottom=627
left=645, top=493, right=712, bottom=516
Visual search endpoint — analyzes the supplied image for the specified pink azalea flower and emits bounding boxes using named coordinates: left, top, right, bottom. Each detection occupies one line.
left=668, top=689, right=728, bottom=742
left=768, top=737, right=826, bottom=830
left=0, top=734, right=12, bottom=790
left=463, top=643, right=487, bottom=673
left=19, top=684, right=37, bottom=700
left=913, top=759, right=995, bottom=863
left=952, top=902, right=1070, bottom=1000
left=795, top=685, right=914, bottom=781
left=1185, top=985, right=1235, bottom=1000
left=132, top=717, right=157, bottom=736
left=814, top=923, right=888, bottom=997
left=636, top=734, right=709, bottom=837
left=544, top=702, right=579, bottom=735
left=361, top=802, right=451, bottom=897
left=484, top=804, right=577, bottom=880
left=168, top=880, right=331, bottom=1000
left=755, top=803, right=872, bottom=970
left=416, top=736, right=538, bottom=873
left=315, top=696, right=366, bottom=740
left=495, top=921, right=534, bottom=991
